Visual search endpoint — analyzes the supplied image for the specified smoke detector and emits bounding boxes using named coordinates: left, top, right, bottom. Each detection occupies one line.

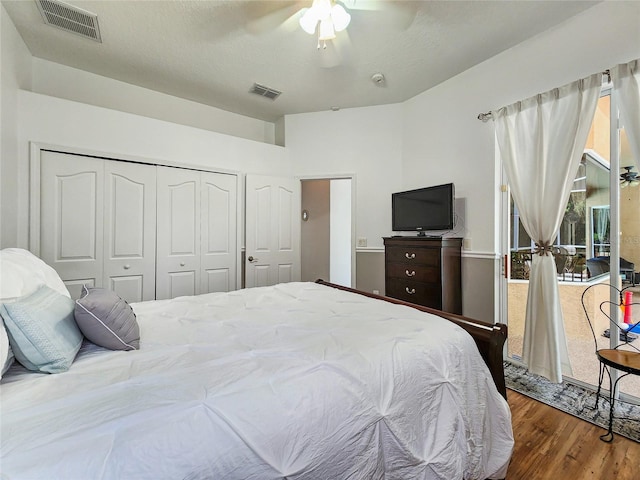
left=371, top=73, right=385, bottom=86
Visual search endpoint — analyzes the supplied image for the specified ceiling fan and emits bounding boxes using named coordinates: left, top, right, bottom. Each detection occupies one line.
left=620, top=166, right=640, bottom=188
left=242, top=0, right=417, bottom=68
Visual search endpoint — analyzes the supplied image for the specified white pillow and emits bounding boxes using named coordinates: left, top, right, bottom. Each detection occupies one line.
left=0, top=321, right=13, bottom=378
left=0, top=248, right=70, bottom=301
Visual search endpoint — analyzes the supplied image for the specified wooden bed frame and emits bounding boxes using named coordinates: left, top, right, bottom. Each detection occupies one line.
left=316, top=280, right=508, bottom=398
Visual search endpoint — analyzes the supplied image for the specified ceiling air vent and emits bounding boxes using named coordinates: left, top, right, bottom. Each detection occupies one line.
left=36, top=0, right=102, bottom=42
left=250, top=83, right=282, bottom=101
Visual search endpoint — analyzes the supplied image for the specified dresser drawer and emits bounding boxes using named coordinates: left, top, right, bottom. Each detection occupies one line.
left=386, top=263, right=440, bottom=283
left=385, top=246, right=440, bottom=266
left=386, top=279, right=441, bottom=307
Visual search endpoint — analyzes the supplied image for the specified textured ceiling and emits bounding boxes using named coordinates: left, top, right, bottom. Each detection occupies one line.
left=3, top=0, right=599, bottom=122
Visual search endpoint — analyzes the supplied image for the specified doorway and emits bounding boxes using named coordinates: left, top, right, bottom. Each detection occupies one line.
left=300, top=177, right=354, bottom=287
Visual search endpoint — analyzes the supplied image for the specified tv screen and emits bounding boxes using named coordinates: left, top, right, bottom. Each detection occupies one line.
left=392, top=183, right=455, bottom=233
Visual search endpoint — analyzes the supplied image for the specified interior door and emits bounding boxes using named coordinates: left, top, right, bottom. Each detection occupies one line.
left=40, top=151, right=104, bottom=299
left=201, top=172, right=237, bottom=293
left=156, top=166, right=200, bottom=299
left=245, top=174, right=300, bottom=287
left=103, top=160, right=157, bottom=302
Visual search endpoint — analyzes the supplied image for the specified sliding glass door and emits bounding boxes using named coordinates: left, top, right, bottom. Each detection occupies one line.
left=503, top=87, right=640, bottom=401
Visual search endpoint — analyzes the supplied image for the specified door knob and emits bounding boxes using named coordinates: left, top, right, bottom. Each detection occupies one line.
left=248, top=256, right=258, bottom=262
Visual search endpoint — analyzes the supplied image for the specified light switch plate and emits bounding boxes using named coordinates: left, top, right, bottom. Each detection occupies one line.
left=357, top=237, right=367, bottom=247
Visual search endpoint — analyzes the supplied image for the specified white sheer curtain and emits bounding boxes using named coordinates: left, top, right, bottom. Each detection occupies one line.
left=492, top=74, right=601, bottom=383
left=595, top=207, right=609, bottom=250
left=612, top=59, right=640, bottom=168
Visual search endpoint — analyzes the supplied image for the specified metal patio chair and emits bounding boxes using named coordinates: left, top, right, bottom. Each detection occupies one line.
left=580, top=283, right=640, bottom=442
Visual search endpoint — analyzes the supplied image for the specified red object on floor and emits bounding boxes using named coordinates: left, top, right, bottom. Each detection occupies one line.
left=623, top=290, right=633, bottom=324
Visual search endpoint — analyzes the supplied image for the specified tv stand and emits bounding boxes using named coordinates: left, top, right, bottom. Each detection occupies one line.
left=383, top=236, right=462, bottom=314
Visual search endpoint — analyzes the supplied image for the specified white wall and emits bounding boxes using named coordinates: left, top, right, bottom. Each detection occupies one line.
left=4, top=1, right=640, bottom=316
left=402, top=1, right=640, bottom=254
left=14, top=91, right=289, bottom=248
left=31, top=59, right=276, bottom=145
left=287, top=104, right=404, bottom=249
left=285, top=1, right=640, bottom=320
left=1, top=4, right=32, bottom=248
left=288, top=2, right=640, bottom=256
left=1, top=4, right=290, bottom=250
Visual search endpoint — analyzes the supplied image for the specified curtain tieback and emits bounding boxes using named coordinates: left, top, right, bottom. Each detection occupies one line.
left=534, top=242, right=553, bottom=256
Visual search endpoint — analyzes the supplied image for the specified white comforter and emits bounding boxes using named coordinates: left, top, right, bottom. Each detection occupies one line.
left=1, top=282, right=513, bottom=479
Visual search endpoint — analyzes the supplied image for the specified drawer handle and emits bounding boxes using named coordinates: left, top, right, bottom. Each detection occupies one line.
left=180, top=262, right=186, bottom=267
left=123, top=264, right=131, bottom=270
left=405, top=287, right=416, bottom=295
left=405, top=270, right=416, bottom=277
left=405, top=252, right=416, bottom=259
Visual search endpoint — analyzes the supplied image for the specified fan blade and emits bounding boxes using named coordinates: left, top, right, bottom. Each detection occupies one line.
left=341, top=0, right=418, bottom=29
left=244, top=1, right=304, bottom=35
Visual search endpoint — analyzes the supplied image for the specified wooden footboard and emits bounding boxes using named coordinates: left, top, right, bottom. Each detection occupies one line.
left=316, top=280, right=508, bottom=399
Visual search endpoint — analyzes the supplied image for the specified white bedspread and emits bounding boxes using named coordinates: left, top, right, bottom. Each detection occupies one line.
left=1, top=282, right=513, bottom=479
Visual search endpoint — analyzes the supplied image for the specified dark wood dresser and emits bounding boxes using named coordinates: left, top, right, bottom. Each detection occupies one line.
left=383, top=236, right=462, bottom=314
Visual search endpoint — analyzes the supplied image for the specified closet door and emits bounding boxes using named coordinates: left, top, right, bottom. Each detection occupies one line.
left=103, top=160, right=157, bottom=302
left=40, top=151, right=104, bottom=299
left=156, top=167, right=201, bottom=300
left=201, top=172, right=237, bottom=293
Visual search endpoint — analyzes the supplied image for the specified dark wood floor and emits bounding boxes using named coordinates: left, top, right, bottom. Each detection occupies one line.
left=506, top=389, right=640, bottom=479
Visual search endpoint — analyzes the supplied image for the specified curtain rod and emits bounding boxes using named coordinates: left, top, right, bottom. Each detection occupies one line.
left=477, top=69, right=611, bottom=122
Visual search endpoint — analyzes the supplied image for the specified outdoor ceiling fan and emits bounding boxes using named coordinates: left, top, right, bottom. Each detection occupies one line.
left=620, top=166, right=640, bottom=188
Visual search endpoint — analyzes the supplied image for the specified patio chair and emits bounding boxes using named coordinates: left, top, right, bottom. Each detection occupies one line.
left=580, top=283, right=640, bottom=442
left=553, top=246, right=571, bottom=277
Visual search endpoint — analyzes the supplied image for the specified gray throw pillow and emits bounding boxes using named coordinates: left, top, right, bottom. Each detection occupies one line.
left=74, top=286, right=140, bottom=351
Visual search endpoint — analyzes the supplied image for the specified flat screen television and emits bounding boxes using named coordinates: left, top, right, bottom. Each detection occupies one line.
left=392, top=183, right=455, bottom=233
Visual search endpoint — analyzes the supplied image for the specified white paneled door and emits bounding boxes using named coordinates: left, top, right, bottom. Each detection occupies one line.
left=40, top=152, right=104, bottom=299
left=38, top=150, right=250, bottom=300
left=156, top=167, right=201, bottom=300
left=104, top=161, right=157, bottom=302
left=245, top=174, right=300, bottom=288
left=156, top=167, right=238, bottom=299
left=201, top=172, right=237, bottom=294
left=40, top=152, right=156, bottom=302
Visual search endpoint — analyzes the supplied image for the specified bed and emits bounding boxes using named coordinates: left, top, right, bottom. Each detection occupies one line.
left=0, top=250, right=513, bottom=480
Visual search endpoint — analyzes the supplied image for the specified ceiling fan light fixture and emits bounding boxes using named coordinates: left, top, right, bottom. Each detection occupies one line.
left=300, top=0, right=350, bottom=44
left=313, top=0, right=333, bottom=19
left=299, top=8, right=318, bottom=34
left=319, top=18, right=336, bottom=40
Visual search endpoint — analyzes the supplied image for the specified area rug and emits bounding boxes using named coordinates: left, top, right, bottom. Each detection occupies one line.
left=504, top=361, right=640, bottom=443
